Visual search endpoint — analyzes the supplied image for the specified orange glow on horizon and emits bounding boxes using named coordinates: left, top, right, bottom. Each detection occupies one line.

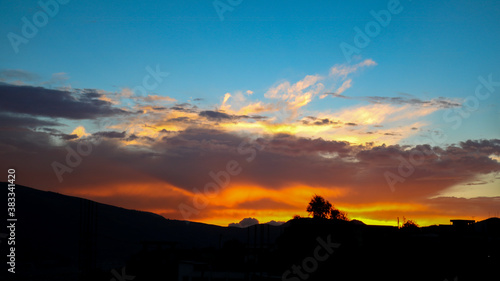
left=56, top=181, right=493, bottom=229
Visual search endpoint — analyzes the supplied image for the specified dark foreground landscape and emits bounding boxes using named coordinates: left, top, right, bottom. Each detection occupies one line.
left=1, top=182, right=499, bottom=281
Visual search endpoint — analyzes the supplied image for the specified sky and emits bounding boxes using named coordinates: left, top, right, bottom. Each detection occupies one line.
left=1, top=0, right=500, bottom=227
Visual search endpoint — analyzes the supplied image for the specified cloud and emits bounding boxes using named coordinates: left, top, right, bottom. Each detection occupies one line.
left=41, top=72, right=69, bottom=86
left=0, top=83, right=129, bottom=119
left=220, top=93, right=232, bottom=111
left=459, top=139, right=500, bottom=156
left=0, top=69, right=39, bottom=82
left=107, top=90, right=450, bottom=151
left=2, top=66, right=496, bottom=226
left=199, top=110, right=234, bottom=121
left=329, top=59, right=377, bottom=79
left=265, top=220, right=285, bottom=226
left=335, top=79, right=352, bottom=94
left=364, top=96, right=462, bottom=109
left=301, top=117, right=339, bottom=126
left=6, top=124, right=498, bottom=193
left=1, top=119, right=499, bottom=225
left=93, top=131, right=127, bottom=139
left=70, top=126, right=90, bottom=138
left=170, top=103, right=198, bottom=113
left=135, top=94, right=176, bottom=103
left=235, top=197, right=299, bottom=211
left=0, top=113, right=63, bottom=128
left=214, top=60, right=379, bottom=124
left=327, top=93, right=462, bottom=109
left=199, top=110, right=267, bottom=122
left=265, top=74, right=324, bottom=110
left=228, top=217, right=259, bottom=228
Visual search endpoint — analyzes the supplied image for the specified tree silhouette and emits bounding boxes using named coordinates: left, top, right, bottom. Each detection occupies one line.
left=330, top=208, right=349, bottom=221
left=401, top=219, right=419, bottom=229
left=306, top=195, right=332, bottom=219
left=306, top=195, right=350, bottom=221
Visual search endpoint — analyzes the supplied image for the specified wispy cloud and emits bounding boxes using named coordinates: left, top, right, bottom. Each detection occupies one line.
left=329, top=59, right=377, bottom=79
left=326, top=92, right=462, bottom=109
left=265, top=74, right=325, bottom=111
left=318, top=59, right=377, bottom=98
left=0, top=69, right=40, bottom=82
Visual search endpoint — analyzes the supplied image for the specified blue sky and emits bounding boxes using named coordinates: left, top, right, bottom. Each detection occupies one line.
left=2, top=1, right=500, bottom=141
left=2, top=1, right=499, bottom=99
left=1, top=0, right=499, bottom=225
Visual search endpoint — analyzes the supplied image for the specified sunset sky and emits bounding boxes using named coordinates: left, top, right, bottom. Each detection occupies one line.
left=1, top=0, right=499, bottom=227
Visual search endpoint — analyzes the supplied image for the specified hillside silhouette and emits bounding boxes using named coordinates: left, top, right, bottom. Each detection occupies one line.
left=1, top=182, right=499, bottom=281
